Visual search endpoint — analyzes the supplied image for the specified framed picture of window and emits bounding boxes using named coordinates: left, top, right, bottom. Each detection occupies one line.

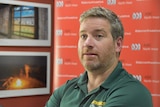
left=0, top=1, right=51, bottom=46
left=0, top=51, right=50, bottom=98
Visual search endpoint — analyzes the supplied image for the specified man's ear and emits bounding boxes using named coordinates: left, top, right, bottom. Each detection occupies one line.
left=115, top=36, right=123, bottom=53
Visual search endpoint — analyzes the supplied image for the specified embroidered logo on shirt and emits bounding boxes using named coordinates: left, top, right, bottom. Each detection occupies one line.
left=89, top=100, right=106, bottom=107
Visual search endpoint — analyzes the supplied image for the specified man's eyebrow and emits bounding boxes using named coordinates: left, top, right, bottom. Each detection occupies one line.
left=93, top=29, right=106, bottom=33
left=79, top=29, right=107, bottom=34
left=79, top=30, right=86, bottom=33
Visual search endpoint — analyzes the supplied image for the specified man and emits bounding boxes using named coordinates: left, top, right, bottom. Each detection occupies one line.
left=46, top=7, right=153, bottom=107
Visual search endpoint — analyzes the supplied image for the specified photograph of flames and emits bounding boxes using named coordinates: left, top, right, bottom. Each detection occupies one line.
left=0, top=55, right=47, bottom=90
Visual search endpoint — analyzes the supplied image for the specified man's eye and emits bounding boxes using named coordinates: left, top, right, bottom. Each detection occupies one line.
left=81, top=34, right=87, bottom=39
left=96, top=35, right=103, bottom=38
left=97, top=35, right=103, bottom=37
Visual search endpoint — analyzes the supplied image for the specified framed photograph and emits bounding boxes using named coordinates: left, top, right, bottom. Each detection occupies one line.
left=0, top=51, right=50, bottom=98
left=0, top=1, right=51, bottom=46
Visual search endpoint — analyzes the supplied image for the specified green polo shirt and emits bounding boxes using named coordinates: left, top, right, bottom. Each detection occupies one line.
left=46, top=62, right=153, bottom=107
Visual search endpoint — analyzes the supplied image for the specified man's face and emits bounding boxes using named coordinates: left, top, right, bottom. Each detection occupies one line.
left=78, top=17, right=122, bottom=72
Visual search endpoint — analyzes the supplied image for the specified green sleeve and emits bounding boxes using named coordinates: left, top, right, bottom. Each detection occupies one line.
left=45, top=78, right=78, bottom=107
left=105, top=82, right=153, bottom=107
left=45, top=84, right=66, bottom=107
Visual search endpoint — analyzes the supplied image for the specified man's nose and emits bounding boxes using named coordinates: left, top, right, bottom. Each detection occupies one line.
left=83, top=36, right=94, bottom=47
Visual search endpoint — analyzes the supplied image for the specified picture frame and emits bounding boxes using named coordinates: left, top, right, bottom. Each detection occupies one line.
left=0, top=1, right=51, bottom=46
left=0, top=51, right=50, bottom=98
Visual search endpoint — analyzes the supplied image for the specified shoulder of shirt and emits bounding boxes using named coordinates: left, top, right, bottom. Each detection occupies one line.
left=56, top=77, right=79, bottom=95
left=65, top=77, right=80, bottom=86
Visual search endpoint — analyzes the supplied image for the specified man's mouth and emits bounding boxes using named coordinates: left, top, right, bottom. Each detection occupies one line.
left=83, top=53, right=97, bottom=57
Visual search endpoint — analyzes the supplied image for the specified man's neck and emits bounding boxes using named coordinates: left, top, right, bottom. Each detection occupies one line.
left=87, top=60, right=118, bottom=92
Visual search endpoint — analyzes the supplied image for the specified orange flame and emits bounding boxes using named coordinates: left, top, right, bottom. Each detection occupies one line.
left=16, top=79, right=22, bottom=87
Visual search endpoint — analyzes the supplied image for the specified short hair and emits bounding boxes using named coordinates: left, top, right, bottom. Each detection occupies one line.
left=79, top=6, right=124, bottom=40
